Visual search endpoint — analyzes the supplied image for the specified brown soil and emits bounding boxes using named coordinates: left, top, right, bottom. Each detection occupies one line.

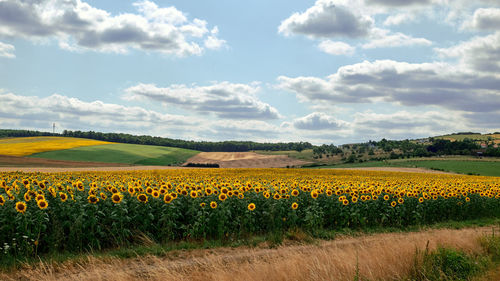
left=2, top=226, right=496, bottom=281
left=184, top=152, right=310, bottom=168
left=0, top=155, right=131, bottom=168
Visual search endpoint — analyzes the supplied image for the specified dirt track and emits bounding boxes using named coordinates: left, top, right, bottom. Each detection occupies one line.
left=184, top=152, right=310, bottom=168
left=2, top=226, right=496, bottom=281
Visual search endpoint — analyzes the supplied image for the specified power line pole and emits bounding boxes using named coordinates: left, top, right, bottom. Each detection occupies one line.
left=53, top=123, right=55, bottom=134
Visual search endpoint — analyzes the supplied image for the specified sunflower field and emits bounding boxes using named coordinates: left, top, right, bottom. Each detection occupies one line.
left=1, top=169, right=500, bottom=260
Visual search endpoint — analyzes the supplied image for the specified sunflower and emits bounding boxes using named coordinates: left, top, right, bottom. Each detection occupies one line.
left=210, top=201, right=217, bottom=209
left=171, top=192, right=178, bottom=199
left=273, top=193, right=281, bottom=200
left=100, top=192, right=107, bottom=200
left=263, top=192, right=270, bottom=199
left=60, top=192, right=68, bottom=202
left=110, top=187, right=119, bottom=194
left=15, top=201, right=27, bottom=214
left=190, top=190, right=198, bottom=198
left=137, top=193, right=148, bottom=203
left=205, top=187, right=213, bottom=196
left=291, top=202, right=298, bottom=210
left=351, top=196, right=358, bottom=203
left=219, top=193, right=227, bottom=201
left=163, top=194, right=173, bottom=204
left=0, top=195, right=5, bottom=206
left=24, top=192, right=31, bottom=202
left=112, top=193, right=123, bottom=204
left=391, top=201, right=397, bottom=207
left=397, top=197, right=404, bottom=204
left=310, top=191, right=319, bottom=199
left=152, top=190, right=160, bottom=198
left=37, top=200, right=48, bottom=210
left=200, top=202, right=206, bottom=208
left=465, top=197, right=470, bottom=202
left=383, top=194, right=390, bottom=201
left=418, top=197, right=424, bottom=203
left=247, top=203, right=256, bottom=211
left=326, top=190, right=333, bottom=196
left=342, top=199, right=349, bottom=206
left=291, top=189, right=299, bottom=196
left=88, top=195, right=99, bottom=204
left=36, top=194, right=45, bottom=202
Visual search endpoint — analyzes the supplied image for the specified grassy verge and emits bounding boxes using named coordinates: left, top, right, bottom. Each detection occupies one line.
left=29, top=143, right=200, bottom=166
left=3, top=217, right=500, bottom=272
left=313, top=158, right=500, bottom=177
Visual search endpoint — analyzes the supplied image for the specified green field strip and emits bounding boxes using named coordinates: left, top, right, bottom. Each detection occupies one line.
left=29, top=143, right=199, bottom=166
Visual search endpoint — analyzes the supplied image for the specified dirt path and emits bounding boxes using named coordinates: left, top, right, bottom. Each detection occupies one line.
left=185, top=152, right=310, bottom=168
left=0, top=165, right=191, bottom=173
left=2, top=226, right=496, bottom=281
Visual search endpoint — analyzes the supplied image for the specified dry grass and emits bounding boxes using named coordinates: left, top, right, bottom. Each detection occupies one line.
left=2, top=227, right=495, bottom=281
left=185, top=152, right=310, bottom=168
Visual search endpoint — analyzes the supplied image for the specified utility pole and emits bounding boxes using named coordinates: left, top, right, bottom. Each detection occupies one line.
left=53, top=123, right=55, bottom=134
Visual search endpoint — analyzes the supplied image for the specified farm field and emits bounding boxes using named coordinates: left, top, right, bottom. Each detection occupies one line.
left=436, top=133, right=500, bottom=142
left=318, top=158, right=500, bottom=177
left=186, top=151, right=310, bottom=168
left=29, top=143, right=200, bottom=166
left=1, top=168, right=500, bottom=266
left=0, top=137, right=111, bottom=156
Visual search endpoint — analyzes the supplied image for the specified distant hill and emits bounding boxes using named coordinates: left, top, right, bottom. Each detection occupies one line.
left=0, top=129, right=312, bottom=152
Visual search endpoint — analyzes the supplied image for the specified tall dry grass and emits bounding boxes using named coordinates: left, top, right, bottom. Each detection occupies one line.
left=1, top=227, right=494, bottom=281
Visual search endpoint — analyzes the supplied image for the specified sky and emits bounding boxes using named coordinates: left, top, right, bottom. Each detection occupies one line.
left=0, top=0, right=499, bottom=145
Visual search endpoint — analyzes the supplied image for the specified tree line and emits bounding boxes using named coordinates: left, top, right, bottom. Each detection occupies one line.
left=0, top=129, right=312, bottom=152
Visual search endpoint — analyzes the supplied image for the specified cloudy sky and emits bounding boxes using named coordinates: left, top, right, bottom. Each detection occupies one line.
left=0, top=0, right=499, bottom=144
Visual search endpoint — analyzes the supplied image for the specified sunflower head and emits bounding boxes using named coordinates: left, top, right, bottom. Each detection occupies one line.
left=219, top=193, right=227, bottom=201
left=137, top=193, right=148, bottom=203
left=190, top=190, right=198, bottom=198
left=37, top=200, right=48, bottom=210
left=163, top=194, right=173, bottom=204
left=247, top=203, right=256, bottom=211
left=210, top=201, right=217, bottom=209
left=88, top=195, right=99, bottom=204
left=15, top=201, right=27, bottom=214
left=112, top=193, right=123, bottom=204
left=291, top=202, right=298, bottom=210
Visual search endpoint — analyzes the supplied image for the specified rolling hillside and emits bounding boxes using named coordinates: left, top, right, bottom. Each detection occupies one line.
left=0, top=136, right=111, bottom=156
left=29, top=143, right=200, bottom=166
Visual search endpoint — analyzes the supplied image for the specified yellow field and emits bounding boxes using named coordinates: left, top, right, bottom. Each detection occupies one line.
left=0, top=137, right=111, bottom=156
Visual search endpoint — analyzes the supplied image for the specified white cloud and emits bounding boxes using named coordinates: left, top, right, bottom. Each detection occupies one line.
left=351, top=110, right=470, bottom=139
left=277, top=59, right=500, bottom=115
left=463, top=8, right=500, bottom=31
left=363, top=29, right=432, bottom=48
left=383, top=13, right=416, bottom=26
left=435, top=32, right=500, bottom=73
left=0, top=0, right=225, bottom=56
left=365, top=0, right=433, bottom=7
left=0, top=92, right=198, bottom=133
left=278, top=0, right=373, bottom=38
left=318, top=40, right=355, bottom=55
left=0, top=41, right=15, bottom=58
left=293, top=112, right=348, bottom=130
left=124, top=82, right=281, bottom=120
left=204, top=27, right=227, bottom=50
